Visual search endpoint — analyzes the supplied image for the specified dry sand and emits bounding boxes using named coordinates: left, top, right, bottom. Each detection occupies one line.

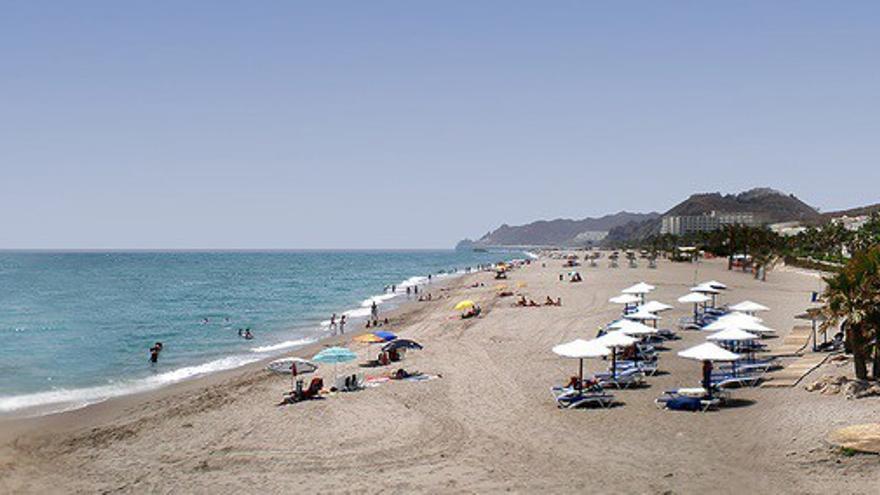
left=2, top=256, right=879, bottom=494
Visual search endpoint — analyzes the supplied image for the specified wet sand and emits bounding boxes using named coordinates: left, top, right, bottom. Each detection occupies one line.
left=2, top=256, right=879, bottom=494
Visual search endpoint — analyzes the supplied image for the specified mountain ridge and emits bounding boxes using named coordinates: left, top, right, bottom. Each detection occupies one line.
left=458, top=188, right=876, bottom=248
left=457, top=211, right=660, bottom=249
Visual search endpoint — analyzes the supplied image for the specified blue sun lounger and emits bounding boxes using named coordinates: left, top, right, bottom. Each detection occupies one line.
left=593, top=368, right=645, bottom=389
left=655, top=388, right=721, bottom=412
left=550, top=387, right=615, bottom=409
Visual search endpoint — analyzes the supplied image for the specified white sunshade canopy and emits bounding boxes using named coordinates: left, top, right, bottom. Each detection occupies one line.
left=552, top=339, right=611, bottom=359
left=703, top=317, right=775, bottom=334
left=706, top=328, right=760, bottom=342
left=710, top=312, right=764, bottom=324
left=637, top=300, right=674, bottom=313
left=621, top=282, right=656, bottom=295
left=678, top=293, right=711, bottom=304
left=610, top=319, right=659, bottom=336
left=690, top=284, right=720, bottom=294
left=678, top=342, right=741, bottom=362
left=267, top=357, right=319, bottom=375
left=729, top=300, right=770, bottom=313
left=623, top=309, right=661, bottom=321
left=609, top=294, right=642, bottom=305
left=594, top=331, right=638, bottom=348
left=701, top=280, right=728, bottom=290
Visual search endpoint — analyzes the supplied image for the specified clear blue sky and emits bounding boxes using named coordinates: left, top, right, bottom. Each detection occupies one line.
left=1, top=2, right=878, bottom=249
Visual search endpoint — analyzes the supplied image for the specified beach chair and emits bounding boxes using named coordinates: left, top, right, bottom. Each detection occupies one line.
left=655, top=387, right=725, bottom=411
left=655, top=394, right=719, bottom=412
left=616, top=360, right=659, bottom=376
left=594, top=368, right=645, bottom=389
left=279, top=377, right=324, bottom=405
left=550, top=387, right=615, bottom=409
left=709, top=373, right=763, bottom=389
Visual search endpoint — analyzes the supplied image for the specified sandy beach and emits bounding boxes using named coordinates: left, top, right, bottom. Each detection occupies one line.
left=2, top=256, right=879, bottom=494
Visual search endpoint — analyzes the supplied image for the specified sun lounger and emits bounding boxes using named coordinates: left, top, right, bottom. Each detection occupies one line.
left=594, top=369, right=645, bottom=389
left=551, top=387, right=615, bottom=409
left=718, top=360, right=778, bottom=374
left=279, top=377, right=324, bottom=405
left=655, top=387, right=725, bottom=411
left=615, top=360, right=659, bottom=376
left=709, top=373, right=763, bottom=389
left=655, top=395, right=720, bottom=412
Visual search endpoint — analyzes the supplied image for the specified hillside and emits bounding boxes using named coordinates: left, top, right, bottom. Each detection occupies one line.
left=817, top=203, right=880, bottom=223
left=603, top=188, right=821, bottom=243
left=664, top=188, right=820, bottom=223
left=457, top=212, right=660, bottom=249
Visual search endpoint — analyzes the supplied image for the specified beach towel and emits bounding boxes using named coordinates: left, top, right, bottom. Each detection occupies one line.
left=665, top=396, right=703, bottom=412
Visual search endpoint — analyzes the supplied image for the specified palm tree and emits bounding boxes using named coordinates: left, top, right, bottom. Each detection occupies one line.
left=821, top=246, right=880, bottom=380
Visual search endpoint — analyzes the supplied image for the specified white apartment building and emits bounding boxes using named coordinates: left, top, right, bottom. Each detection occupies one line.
left=660, top=211, right=757, bottom=235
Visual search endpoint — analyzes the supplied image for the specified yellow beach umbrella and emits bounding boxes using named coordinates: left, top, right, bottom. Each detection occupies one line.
left=454, top=300, right=475, bottom=311
left=354, top=333, right=385, bottom=344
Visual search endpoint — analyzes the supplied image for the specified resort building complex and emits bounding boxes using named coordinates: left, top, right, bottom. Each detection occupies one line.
left=660, top=211, right=758, bottom=235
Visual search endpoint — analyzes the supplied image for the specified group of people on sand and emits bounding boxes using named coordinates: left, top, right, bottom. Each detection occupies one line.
left=515, top=295, right=562, bottom=307
left=329, top=313, right=347, bottom=335
left=365, top=317, right=389, bottom=329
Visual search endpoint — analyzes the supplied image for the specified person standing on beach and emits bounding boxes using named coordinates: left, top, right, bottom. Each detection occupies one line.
left=370, top=300, right=378, bottom=322
left=329, top=313, right=337, bottom=334
left=339, top=315, right=346, bottom=334
left=406, top=286, right=411, bottom=298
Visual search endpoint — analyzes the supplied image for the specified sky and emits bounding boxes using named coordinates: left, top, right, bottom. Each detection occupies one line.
left=1, top=1, right=878, bottom=249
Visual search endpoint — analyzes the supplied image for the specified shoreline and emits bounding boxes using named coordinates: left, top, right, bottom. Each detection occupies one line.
left=0, top=256, right=492, bottom=420
left=0, top=269, right=471, bottom=438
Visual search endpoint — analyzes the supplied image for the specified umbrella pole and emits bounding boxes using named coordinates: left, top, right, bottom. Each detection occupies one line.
left=703, top=360, right=712, bottom=399
left=578, top=358, right=584, bottom=392
left=612, top=351, right=617, bottom=379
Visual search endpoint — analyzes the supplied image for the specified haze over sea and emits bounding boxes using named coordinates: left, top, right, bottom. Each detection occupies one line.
left=0, top=250, right=505, bottom=414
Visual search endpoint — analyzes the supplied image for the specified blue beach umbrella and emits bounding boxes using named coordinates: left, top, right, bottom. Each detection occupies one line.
left=313, top=346, right=357, bottom=382
left=313, top=346, right=357, bottom=364
left=382, top=339, right=423, bottom=352
left=373, top=331, right=397, bottom=342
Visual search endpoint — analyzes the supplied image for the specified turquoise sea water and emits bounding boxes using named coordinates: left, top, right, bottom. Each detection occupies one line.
left=0, top=250, right=509, bottom=414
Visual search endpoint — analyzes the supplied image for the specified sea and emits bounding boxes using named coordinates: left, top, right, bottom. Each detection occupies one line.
left=0, top=250, right=516, bottom=416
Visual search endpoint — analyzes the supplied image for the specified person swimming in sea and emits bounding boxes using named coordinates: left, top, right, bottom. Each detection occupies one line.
left=149, top=342, right=163, bottom=363
left=244, top=329, right=254, bottom=340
